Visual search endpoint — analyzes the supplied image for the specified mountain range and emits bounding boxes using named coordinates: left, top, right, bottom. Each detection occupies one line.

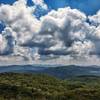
left=0, top=65, right=100, bottom=79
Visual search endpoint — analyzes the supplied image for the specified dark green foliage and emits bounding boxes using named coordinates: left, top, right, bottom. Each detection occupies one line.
left=0, top=73, right=100, bottom=100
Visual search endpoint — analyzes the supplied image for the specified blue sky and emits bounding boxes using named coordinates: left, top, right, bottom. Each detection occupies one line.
left=0, top=0, right=15, bottom=5
left=0, top=0, right=100, bottom=15
left=45, top=0, right=100, bottom=15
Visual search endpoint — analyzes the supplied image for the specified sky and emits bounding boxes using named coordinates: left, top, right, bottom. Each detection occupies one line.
left=0, top=0, right=100, bottom=65
left=1, top=0, right=100, bottom=15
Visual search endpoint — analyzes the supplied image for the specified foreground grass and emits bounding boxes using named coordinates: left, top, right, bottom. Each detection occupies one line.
left=0, top=73, right=100, bottom=100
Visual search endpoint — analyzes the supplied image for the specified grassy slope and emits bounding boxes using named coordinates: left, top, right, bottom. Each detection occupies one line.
left=0, top=73, right=100, bottom=100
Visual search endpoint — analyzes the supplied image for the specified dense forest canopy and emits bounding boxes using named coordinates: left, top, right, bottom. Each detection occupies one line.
left=0, top=73, right=100, bottom=100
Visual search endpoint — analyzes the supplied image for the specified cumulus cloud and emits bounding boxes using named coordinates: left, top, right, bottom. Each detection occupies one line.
left=0, top=34, right=7, bottom=54
left=0, top=0, right=40, bottom=59
left=89, top=10, right=100, bottom=26
left=0, top=27, right=14, bottom=55
left=0, top=0, right=100, bottom=64
left=35, top=8, right=93, bottom=57
left=32, top=0, right=48, bottom=10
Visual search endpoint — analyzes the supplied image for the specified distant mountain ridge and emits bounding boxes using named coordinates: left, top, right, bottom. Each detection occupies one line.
left=0, top=65, right=100, bottom=79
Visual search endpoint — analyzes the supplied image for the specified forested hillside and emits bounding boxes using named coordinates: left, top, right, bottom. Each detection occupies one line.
left=0, top=73, right=100, bottom=100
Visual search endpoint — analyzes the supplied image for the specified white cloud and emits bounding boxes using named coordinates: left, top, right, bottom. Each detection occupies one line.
left=32, top=0, right=48, bottom=10
left=0, top=34, right=7, bottom=54
left=0, top=0, right=41, bottom=45
left=0, top=1, right=100, bottom=65
left=89, top=10, right=100, bottom=26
